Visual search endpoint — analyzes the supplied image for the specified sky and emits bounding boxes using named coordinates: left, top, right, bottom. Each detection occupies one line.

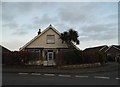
left=1, top=0, right=119, bottom=51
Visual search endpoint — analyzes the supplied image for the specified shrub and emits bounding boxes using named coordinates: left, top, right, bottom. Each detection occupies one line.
left=54, top=51, right=65, bottom=66
left=55, top=49, right=83, bottom=66
left=96, top=52, right=107, bottom=65
left=2, top=51, right=39, bottom=65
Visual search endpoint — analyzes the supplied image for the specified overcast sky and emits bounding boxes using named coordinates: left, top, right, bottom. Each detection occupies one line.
left=1, top=1, right=118, bottom=51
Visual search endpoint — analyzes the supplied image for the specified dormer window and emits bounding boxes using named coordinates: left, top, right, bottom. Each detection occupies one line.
left=47, top=35, right=55, bottom=44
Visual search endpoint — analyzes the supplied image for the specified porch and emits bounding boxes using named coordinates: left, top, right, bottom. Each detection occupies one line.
left=25, top=48, right=58, bottom=66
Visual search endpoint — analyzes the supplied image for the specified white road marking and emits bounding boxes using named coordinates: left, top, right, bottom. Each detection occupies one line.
left=18, top=72, right=117, bottom=80
left=18, top=73, right=28, bottom=75
left=44, top=74, right=55, bottom=76
left=31, top=73, right=41, bottom=75
left=75, top=75, right=88, bottom=78
left=94, top=76, right=110, bottom=79
left=58, top=74, right=71, bottom=77
left=115, top=78, right=120, bottom=80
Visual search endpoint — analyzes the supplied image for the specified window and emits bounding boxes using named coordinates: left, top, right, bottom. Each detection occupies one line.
left=47, top=35, right=55, bottom=44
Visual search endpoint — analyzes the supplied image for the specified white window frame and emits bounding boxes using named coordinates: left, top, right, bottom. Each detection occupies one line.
left=46, top=35, right=55, bottom=44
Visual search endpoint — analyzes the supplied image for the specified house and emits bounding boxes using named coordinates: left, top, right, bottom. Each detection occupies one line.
left=105, top=45, right=120, bottom=62
left=0, top=45, right=12, bottom=64
left=20, top=24, right=79, bottom=66
left=83, top=45, right=120, bottom=62
left=0, top=45, right=11, bottom=53
left=83, top=45, right=109, bottom=53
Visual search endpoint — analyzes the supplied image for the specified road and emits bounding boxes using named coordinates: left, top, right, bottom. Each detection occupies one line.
left=2, top=71, right=119, bottom=85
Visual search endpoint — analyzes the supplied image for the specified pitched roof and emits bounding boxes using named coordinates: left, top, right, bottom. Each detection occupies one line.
left=0, top=45, right=11, bottom=53
left=71, top=42, right=81, bottom=51
left=20, top=24, right=61, bottom=50
left=105, top=45, right=120, bottom=52
left=113, top=45, right=120, bottom=50
left=83, top=45, right=108, bottom=53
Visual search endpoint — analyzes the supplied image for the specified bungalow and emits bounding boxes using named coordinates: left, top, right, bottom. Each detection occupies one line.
left=83, top=45, right=109, bottom=53
left=20, top=24, right=79, bottom=66
left=83, top=45, right=120, bottom=62
left=105, top=45, right=120, bottom=62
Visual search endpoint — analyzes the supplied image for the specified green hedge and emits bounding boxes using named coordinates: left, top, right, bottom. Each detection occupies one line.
left=55, top=49, right=83, bottom=66
left=2, top=51, right=39, bottom=65
left=55, top=49, right=107, bottom=66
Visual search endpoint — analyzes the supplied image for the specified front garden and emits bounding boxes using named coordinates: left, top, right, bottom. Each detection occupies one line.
left=2, top=49, right=108, bottom=69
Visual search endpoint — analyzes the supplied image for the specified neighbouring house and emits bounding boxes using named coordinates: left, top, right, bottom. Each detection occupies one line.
left=83, top=45, right=109, bottom=53
left=0, top=45, right=11, bottom=53
left=0, top=45, right=12, bottom=64
left=83, top=45, right=120, bottom=62
left=20, top=24, right=79, bottom=66
left=105, top=45, right=120, bottom=62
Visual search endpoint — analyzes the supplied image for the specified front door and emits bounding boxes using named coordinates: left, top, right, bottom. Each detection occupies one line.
left=47, top=52, right=53, bottom=61
left=47, top=52, right=54, bottom=65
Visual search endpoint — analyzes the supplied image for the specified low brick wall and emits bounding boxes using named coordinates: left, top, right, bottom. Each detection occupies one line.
left=61, top=63, right=101, bottom=69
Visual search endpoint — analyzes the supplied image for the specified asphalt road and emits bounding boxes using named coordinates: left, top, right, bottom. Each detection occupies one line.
left=2, top=71, right=119, bottom=85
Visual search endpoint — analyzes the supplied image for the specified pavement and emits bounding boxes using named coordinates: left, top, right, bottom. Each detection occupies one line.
left=2, top=62, right=119, bottom=74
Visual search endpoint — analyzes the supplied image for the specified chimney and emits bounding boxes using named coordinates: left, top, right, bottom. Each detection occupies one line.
left=38, top=29, right=41, bottom=35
